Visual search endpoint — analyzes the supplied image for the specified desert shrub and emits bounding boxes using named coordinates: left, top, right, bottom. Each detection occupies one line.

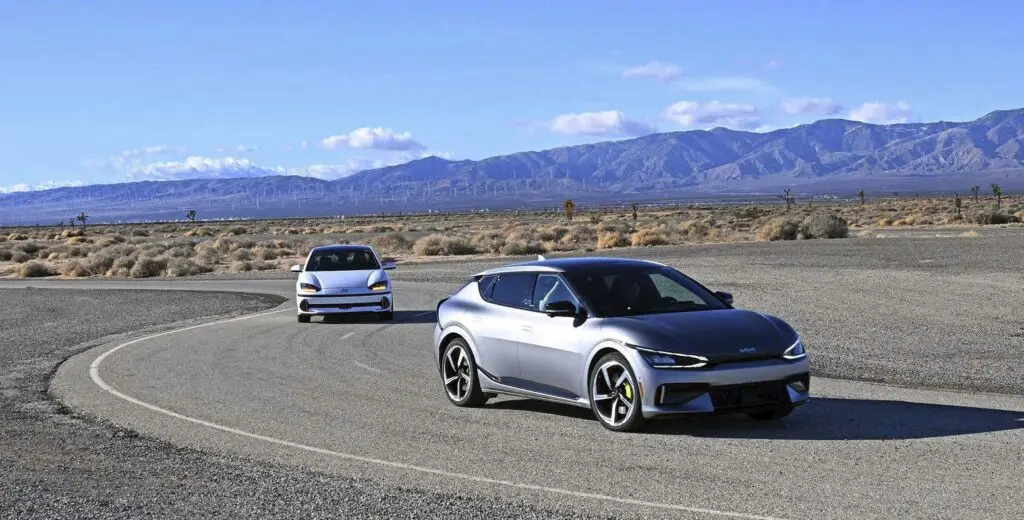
left=471, top=232, right=506, bottom=254
left=371, top=232, right=412, bottom=253
left=537, top=226, right=569, bottom=242
left=164, top=245, right=194, bottom=258
left=596, top=231, right=629, bottom=249
left=974, top=210, right=1017, bottom=225
left=184, top=226, right=216, bottom=237
left=86, top=252, right=118, bottom=275
left=130, top=229, right=150, bottom=237
left=228, top=260, right=274, bottom=272
left=680, top=220, right=710, bottom=240
left=106, top=257, right=136, bottom=277
left=132, top=244, right=167, bottom=259
left=7, top=233, right=29, bottom=241
left=500, top=239, right=544, bottom=256
left=756, top=218, right=800, bottom=241
left=733, top=206, right=769, bottom=220
left=226, top=226, right=248, bottom=236
left=412, top=234, right=477, bottom=256
left=0, top=249, right=11, bottom=261
left=11, top=251, right=31, bottom=263
left=630, top=228, right=669, bottom=247
left=165, top=258, right=211, bottom=277
left=130, top=257, right=168, bottom=278
left=230, top=248, right=254, bottom=262
left=877, top=218, right=893, bottom=227
left=67, top=236, right=93, bottom=245
left=800, top=214, right=849, bottom=239
left=19, top=261, right=56, bottom=278
left=13, top=242, right=42, bottom=255
left=558, top=226, right=596, bottom=247
left=61, top=260, right=92, bottom=278
left=61, top=229, right=85, bottom=238
left=97, top=235, right=127, bottom=247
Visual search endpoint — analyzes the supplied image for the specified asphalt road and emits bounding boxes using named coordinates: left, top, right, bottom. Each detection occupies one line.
left=8, top=234, right=1024, bottom=519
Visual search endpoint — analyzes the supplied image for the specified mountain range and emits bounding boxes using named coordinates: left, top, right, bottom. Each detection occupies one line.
left=2, top=108, right=1023, bottom=225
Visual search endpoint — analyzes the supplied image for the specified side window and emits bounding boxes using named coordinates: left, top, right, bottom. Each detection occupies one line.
left=477, top=275, right=497, bottom=299
left=533, top=274, right=578, bottom=312
left=489, top=273, right=537, bottom=310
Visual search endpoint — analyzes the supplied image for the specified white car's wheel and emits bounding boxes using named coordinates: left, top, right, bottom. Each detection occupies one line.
left=297, top=314, right=311, bottom=323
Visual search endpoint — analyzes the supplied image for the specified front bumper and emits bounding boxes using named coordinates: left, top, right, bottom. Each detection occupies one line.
left=296, top=291, right=392, bottom=315
left=630, top=355, right=811, bottom=418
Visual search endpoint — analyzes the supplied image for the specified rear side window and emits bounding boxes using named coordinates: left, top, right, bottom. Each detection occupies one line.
left=488, top=273, right=537, bottom=310
left=477, top=275, right=497, bottom=299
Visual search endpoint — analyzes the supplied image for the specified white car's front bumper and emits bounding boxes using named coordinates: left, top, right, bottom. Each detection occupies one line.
left=297, top=292, right=392, bottom=314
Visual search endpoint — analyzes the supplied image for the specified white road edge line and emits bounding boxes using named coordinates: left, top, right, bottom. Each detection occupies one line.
left=88, top=307, right=787, bottom=520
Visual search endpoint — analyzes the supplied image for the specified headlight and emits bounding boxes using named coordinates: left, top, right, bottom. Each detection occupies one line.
left=628, top=344, right=709, bottom=369
left=369, top=281, right=388, bottom=291
left=299, top=283, right=320, bottom=294
left=782, top=339, right=807, bottom=360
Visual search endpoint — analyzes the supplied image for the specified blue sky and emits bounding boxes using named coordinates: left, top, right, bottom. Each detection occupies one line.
left=1, top=0, right=1022, bottom=191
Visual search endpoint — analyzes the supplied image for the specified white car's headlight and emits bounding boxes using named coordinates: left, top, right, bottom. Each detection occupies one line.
left=782, top=339, right=807, bottom=360
left=628, top=344, right=709, bottom=369
left=298, top=283, right=320, bottom=294
left=369, top=281, right=388, bottom=291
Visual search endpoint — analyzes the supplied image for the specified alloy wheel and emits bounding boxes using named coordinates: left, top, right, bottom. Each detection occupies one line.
left=591, top=360, right=637, bottom=427
left=442, top=344, right=473, bottom=402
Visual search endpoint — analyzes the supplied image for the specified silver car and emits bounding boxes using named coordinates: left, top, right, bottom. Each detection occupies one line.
left=432, top=256, right=810, bottom=432
left=290, top=244, right=396, bottom=323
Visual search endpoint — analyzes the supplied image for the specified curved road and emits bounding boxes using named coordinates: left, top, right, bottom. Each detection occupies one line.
left=37, top=277, right=1024, bottom=520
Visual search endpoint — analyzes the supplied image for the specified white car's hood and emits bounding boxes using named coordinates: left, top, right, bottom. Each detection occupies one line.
left=299, top=269, right=388, bottom=293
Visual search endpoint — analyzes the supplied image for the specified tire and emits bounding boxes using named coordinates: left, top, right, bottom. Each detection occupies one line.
left=440, top=338, right=488, bottom=407
left=297, top=314, right=311, bottom=323
left=588, top=352, right=645, bottom=432
left=747, top=406, right=794, bottom=421
left=378, top=311, right=394, bottom=321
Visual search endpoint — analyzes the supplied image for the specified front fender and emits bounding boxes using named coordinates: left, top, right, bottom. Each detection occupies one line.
left=581, top=340, right=643, bottom=396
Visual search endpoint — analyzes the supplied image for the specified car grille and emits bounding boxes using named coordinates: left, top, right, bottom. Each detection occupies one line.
left=709, top=381, right=788, bottom=410
left=307, top=301, right=380, bottom=310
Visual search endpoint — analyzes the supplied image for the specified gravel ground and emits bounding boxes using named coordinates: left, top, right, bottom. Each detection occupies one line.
left=0, top=288, right=610, bottom=519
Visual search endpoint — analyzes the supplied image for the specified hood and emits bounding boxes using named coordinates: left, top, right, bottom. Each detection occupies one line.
left=601, top=309, right=797, bottom=362
left=298, top=269, right=388, bottom=294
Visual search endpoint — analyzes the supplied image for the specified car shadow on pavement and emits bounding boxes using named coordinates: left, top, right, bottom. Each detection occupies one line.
left=643, top=397, right=1024, bottom=440
left=316, top=310, right=435, bottom=325
left=487, top=398, right=596, bottom=421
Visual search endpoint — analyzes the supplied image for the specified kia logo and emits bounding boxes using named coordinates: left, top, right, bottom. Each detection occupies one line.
left=738, top=347, right=756, bottom=353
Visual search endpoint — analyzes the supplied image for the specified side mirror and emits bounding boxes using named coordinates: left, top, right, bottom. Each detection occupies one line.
left=382, top=258, right=397, bottom=270
left=290, top=264, right=303, bottom=273
left=543, top=300, right=578, bottom=318
left=714, top=291, right=734, bottom=306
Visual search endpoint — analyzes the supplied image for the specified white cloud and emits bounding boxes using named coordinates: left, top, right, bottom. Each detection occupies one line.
left=126, top=156, right=278, bottom=181
left=119, top=145, right=185, bottom=158
left=676, top=76, right=776, bottom=92
left=550, top=110, right=657, bottom=137
left=765, top=59, right=784, bottom=69
left=781, top=97, right=842, bottom=116
left=848, top=101, right=912, bottom=124
left=0, top=180, right=85, bottom=194
left=321, top=127, right=426, bottom=151
left=300, top=140, right=309, bottom=149
left=621, top=61, right=683, bottom=82
left=217, top=145, right=258, bottom=154
left=663, top=101, right=761, bottom=130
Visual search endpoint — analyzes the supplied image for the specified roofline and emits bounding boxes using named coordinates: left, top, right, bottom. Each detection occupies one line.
left=471, top=257, right=668, bottom=278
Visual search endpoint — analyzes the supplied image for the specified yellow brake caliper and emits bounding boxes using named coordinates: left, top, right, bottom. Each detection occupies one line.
left=623, top=381, right=633, bottom=401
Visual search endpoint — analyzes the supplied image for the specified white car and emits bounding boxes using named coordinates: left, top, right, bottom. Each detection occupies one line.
left=290, top=244, right=397, bottom=323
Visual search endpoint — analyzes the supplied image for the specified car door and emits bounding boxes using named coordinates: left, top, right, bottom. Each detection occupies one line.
left=516, top=273, right=589, bottom=400
left=471, top=272, right=537, bottom=385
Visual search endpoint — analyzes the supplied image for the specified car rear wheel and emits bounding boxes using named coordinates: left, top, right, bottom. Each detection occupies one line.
left=589, top=353, right=645, bottom=432
left=746, top=406, right=793, bottom=421
left=297, top=314, right=311, bottom=323
left=440, top=338, right=488, bottom=407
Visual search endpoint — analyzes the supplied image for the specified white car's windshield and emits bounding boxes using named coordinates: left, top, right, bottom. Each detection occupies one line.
left=306, top=249, right=379, bottom=272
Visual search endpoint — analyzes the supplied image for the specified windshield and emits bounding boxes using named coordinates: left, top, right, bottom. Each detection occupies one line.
left=566, top=265, right=728, bottom=317
left=305, top=249, right=379, bottom=272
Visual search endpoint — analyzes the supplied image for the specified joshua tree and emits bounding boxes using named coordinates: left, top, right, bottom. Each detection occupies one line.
left=59, top=220, right=65, bottom=231
left=186, top=208, right=197, bottom=223
left=991, top=184, right=1002, bottom=209
left=858, top=189, right=865, bottom=205
left=76, top=212, right=88, bottom=231
left=779, top=188, right=795, bottom=211
left=68, top=217, right=75, bottom=230
left=892, top=191, right=899, bottom=199
left=563, top=199, right=576, bottom=221
left=970, top=185, right=980, bottom=202
left=631, top=203, right=638, bottom=221
left=954, top=192, right=962, bottom=217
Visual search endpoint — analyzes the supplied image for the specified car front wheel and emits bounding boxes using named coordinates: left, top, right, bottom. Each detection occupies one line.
left=589, top=353, right=645, bottom=432
left=297, top=314, right=311, bottom=323
left=440, top=338, right=488, bottom=407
